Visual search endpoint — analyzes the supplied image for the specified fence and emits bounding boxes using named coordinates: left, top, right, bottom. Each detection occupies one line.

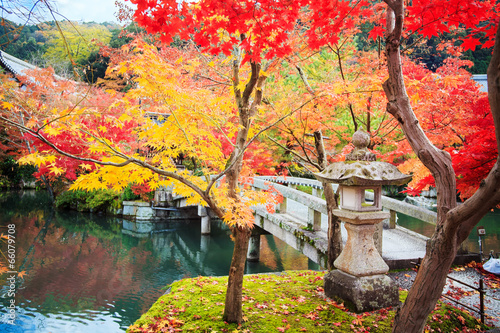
left=413, top=259, right=486, bottom=324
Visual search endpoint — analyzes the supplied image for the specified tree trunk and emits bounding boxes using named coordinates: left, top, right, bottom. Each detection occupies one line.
left=221, top=58, right=264, bottom=324
left=313, top=130, right=342, bottom=268
left=324, top=182, right=341, bottom=269
left=222, top=147, right=250, bottom=324
left=223, top=225, right=251, bottom=324
left=383, top=1, right=500, bottom=332
left=40, top=174, right=54, bottom=200
left=392, top=229, right=457, bottom=332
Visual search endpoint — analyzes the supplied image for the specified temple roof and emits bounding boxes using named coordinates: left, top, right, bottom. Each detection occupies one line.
left=0, top=50, right=37, bottom=78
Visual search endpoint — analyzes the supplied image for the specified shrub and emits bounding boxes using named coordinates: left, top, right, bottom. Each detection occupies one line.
left=131, top=183, right=154, bottom=201
left=0, top=156, right=36, bottom=187
left=121, top=183, right=154, bottom=202
left=56, top=189, right=120, bottom=213
left=121, top=184, right=141, bottom=201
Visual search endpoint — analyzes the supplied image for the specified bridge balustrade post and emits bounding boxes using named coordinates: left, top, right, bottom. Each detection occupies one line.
left=247, top=234, right=261, bottom=262
left=279, top=196, right=287, bottom=214
left=308, top=187, right=322, bottom=231
left=198, top=206, right=211, bottom=235
left=389, top=210, right=397, bottom=229
left=278, top=183, right=296, bottom=214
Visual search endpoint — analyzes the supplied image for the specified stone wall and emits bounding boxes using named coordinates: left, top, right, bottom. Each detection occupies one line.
left=122, top=201, right=155, bottom=220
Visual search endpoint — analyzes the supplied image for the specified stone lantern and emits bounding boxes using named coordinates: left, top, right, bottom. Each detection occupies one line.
left=314, top=129, right=411, bottom=312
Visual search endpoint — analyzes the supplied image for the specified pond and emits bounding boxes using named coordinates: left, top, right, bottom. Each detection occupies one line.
left=397, top=208, right=500, bottom=256
left=0, top=191, right=318, bottom=333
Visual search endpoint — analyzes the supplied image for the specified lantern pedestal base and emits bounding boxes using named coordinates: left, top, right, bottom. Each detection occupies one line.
left=324, top=270, right=399, bottom=312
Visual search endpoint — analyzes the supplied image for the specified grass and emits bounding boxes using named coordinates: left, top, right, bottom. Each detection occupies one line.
left=296, top=185, right=313, bottom=195
left=127, top=270, right=491, bottom=333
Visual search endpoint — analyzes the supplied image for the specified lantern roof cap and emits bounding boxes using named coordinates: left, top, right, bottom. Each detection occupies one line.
left=314, top=129, right=412, bottom=186
left=314, top=160, right=412, bottom=186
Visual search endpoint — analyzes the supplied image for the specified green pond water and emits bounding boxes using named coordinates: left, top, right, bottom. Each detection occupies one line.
left=0, top=191, right=318, bottom=333
left=397, top=207, right=500, bottom=255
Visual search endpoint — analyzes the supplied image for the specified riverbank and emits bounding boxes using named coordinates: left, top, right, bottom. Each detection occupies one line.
left=128, top=270, right=491, bottom=332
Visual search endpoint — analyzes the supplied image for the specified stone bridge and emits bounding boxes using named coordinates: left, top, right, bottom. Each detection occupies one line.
left=122, top=176, right=452, bottom=269
left=247, top=176, right=431, bottom=269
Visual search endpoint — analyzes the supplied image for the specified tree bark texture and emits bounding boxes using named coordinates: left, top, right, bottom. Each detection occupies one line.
left=324, top=182, right=341, bottom=269
left=313, top=130, right=342, bottom=269
left=222, top=57, right=267, bottom=324
left=383, top=1, right=500, bottom=332
left=223, top=225, right=252, bottom=324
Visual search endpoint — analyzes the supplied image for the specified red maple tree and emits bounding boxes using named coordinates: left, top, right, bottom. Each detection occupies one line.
left=125, top=1, right=499, bottom=331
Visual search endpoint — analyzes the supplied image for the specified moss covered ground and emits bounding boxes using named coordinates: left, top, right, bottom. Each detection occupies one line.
left=128, top=270, right=491, bottom=333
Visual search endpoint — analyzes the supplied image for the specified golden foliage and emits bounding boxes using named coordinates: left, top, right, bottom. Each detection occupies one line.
left=398, top=158, right=432, bottom=192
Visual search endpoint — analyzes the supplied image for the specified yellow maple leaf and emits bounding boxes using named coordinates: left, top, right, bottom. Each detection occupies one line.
left=236, top=80, right=247, bottom=93
left=411, top=92, right=420, bottom=104
left=119, top=113, right=133, bottom=123
left=19, top=152, right=54, bottom=167
left=116, top=65, right=128, bottom=75
left=44, top=126, right=61, bottom=136
left=50, top=166, right=65, bottom=176
left=79, top=163, right=93, bottom=171
left=2, top=101, right=14, bottom=110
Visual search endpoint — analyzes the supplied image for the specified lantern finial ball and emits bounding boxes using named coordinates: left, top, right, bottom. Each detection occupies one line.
left=352, top=129, right=370, bottom=149
left=346, top=129, right=376, bottom=162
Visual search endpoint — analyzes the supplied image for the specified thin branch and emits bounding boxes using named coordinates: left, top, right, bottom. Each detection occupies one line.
left=0, top=114, right=213, bottom=201
left=267, top=135, right=322, bottom=170
left=190, top=40, right=232, bottom=81
left=196, top=74, right=232, bottom=86
left=205, top=96, right=320, bottom=192
left=295, top=64, right=315, bottom=95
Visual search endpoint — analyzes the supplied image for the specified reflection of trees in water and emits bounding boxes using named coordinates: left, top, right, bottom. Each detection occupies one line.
left=12, top=216, right=158, bottom=314
left=1, top=190, right=318, bottom=328
left=0, top=192, right=162, bottom=317
left=258, top=235, right=312, bottom=272
left=0, top=190, right=52, bottom=220
left=54, top=210, right=122, bottom=241
left=148, top=220, right=313, bottom=277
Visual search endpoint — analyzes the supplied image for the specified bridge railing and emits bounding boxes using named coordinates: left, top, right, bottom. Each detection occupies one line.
left=252, top=177, right=328, bottom=231
left=162, top=175, right=437, bottom=233
left=254, top=176, right=437, bottom=229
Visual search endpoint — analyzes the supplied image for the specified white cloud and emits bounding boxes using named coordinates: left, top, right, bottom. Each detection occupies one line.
left=51, top=0, right=119, bottom=23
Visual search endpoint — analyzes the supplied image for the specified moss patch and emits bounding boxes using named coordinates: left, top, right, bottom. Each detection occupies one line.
left=128, top=270, right=491, bottom=333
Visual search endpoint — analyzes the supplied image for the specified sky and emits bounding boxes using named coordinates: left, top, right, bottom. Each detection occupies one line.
left=3, top=0, right=125, bottom=24
left=50, top=0, right=120, bottom=23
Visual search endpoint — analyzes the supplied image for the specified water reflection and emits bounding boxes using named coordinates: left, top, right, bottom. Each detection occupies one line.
left=397, top=209, right=500, bottom=255
left=0, top=191, right=315, bottom=333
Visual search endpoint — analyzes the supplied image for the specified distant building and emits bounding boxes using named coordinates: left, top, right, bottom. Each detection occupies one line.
left=0, top=50, right=38, bottom=80
left=0, top=50, right=65, bottom=83
left=472, top=74, right=488, bottom=92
